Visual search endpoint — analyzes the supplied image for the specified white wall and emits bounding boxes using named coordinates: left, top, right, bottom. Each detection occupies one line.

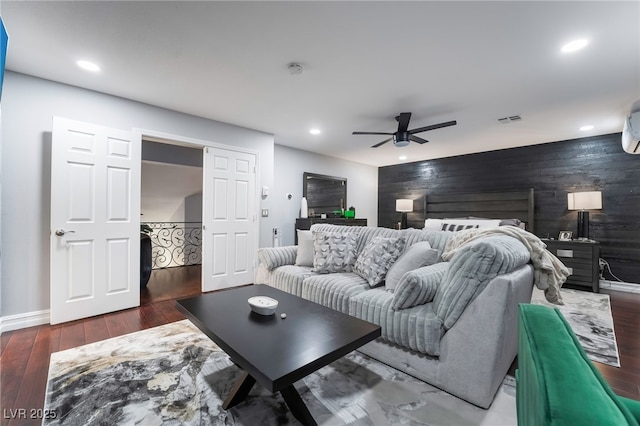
left=141, top=161, right=203, bottom=222
left=1, top=72, right=275, bottom=319
left=272, top=144, right=378, bottom=246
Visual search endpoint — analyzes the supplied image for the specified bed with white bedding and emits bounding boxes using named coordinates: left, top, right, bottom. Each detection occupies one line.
left=424, top=188, right=535, bottom=233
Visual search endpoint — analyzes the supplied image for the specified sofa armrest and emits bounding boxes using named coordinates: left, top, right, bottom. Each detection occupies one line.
left=257, top=246, right=298, bottom=270
left=517, top=304, right=640, bottom=426
left=619, top=397, right=640, bottom=423
left=435, top=264, right=534, bottom=408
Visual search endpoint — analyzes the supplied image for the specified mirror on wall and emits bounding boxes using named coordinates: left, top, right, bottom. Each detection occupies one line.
left=303, top=172, right=347, bottom=217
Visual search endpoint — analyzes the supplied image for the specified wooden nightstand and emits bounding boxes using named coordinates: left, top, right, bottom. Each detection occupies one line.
left=542, top=239, right=600, bottom=292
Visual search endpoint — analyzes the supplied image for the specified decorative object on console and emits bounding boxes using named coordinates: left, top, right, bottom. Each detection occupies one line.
left=558, top=231, right=572, bottom=241
left=300, top=196, right=308, bottom=218
left=396, top=199, right=413, bottom=229
left=567, top=191, right=602, bottom=239
left=344, top=206, right=356, bottom=218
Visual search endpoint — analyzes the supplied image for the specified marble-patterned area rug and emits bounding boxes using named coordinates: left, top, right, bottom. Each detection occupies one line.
left=530, top=287, right=620, bottom=367
left=44, top=320, right=517, bottom=425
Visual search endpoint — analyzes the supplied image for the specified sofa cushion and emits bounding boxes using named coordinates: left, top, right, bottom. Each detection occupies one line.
left=270, top=265, right=316, bottom=297
left=312, top=232, right=358, bottom=273
left=295, top=230, right=313, bottom=266
left=353, top=236, right=406, bottom=287
left=385, top=241, right=440, bottom=291
left=392, top=262, right=449, bottom=310
left=301, top=273, right=370, bottom=314
left=349, top=289, right=443, bottom=356
left=434, top=235, right=530, bottom=330
left=402, top=229, right=453, bottom=253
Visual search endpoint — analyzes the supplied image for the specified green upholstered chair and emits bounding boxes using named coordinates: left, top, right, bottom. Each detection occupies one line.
left=517, top=303, right=640, bottom=426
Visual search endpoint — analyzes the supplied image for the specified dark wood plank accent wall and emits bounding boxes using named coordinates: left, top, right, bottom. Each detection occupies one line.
left=378, top=132, right=640, bottom=284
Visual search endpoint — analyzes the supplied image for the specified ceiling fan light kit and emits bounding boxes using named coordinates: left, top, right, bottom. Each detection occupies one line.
left=352, top=112, right=457, bottom=148
left=393, top=133, right=410, bottom=147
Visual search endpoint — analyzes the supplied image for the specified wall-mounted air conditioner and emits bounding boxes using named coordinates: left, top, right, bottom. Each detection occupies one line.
left=622, top=101, right=640, bottom=154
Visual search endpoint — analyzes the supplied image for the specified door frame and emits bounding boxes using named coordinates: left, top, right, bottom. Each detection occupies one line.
left=134, top=129, right=261, bottom=292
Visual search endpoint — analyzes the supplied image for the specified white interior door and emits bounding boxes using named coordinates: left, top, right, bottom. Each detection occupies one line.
left=202, top=146, right=257, bottom=292
left=50, top=117, right=140, bottom=324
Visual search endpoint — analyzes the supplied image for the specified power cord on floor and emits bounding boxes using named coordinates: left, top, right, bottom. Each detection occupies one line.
left=599, top=258, right=623, bottom=282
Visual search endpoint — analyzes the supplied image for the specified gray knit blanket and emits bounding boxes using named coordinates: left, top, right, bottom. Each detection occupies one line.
left=442, top=226, right=569, bottom=304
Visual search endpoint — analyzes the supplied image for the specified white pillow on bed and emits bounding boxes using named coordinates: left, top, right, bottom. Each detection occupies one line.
left=424, top=218, right=501, bottom=231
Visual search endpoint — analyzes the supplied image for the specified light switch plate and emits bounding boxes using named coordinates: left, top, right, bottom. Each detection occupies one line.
left=261, top=209, right=269, bottom=217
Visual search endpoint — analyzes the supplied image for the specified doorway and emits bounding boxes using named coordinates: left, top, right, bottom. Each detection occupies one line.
left=140, top=140, right=203, bottom=304
left=51, top=119, right=261, bottom=323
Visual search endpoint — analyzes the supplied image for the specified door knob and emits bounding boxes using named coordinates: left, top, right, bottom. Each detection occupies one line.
left=55, top=229, right=75, bottom=236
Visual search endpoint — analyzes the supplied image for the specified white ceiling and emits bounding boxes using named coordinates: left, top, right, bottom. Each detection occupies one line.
left=3, top=1, right=639, bottom=166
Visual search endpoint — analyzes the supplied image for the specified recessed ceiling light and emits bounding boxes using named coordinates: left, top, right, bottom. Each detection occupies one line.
left=580, top=125, right=594, bottom=131
left=309, top=128, right=321, bottom=135
left=561, top=39, right=589, bottom=53
left=76, top=60, right=101, bottom=72
left=398, top=155, right=407, bottom=161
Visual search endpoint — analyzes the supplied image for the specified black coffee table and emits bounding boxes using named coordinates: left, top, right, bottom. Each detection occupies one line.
left=175, top=284, right=381, bottom=425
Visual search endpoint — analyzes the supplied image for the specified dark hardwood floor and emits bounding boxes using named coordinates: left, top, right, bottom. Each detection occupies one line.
left=1, top=273, right=638, bottom=425
left=140, top=264, right=202, bottom=305
left=1, top=265, right=202, bottom=426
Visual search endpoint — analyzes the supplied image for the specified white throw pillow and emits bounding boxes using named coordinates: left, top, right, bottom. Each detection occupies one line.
left=385, top=242, right=440, bottom=292
left=295, top=230, right=313, bottom=266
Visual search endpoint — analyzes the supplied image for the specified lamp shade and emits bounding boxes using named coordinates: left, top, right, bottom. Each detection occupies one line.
left=396, top=199, right=413, bottom=212
left=567, top=191, right=602, bottom=210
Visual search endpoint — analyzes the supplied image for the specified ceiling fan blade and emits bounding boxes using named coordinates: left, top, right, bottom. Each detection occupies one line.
left=409, top=120, right=457, bottom=134
left=352, top=131, right=394, bottom=135
left=371, top=138, right=392, bottom=148
left=409, top=135, right=429, bottom=144
left=397, top=112, right=412, bottom=133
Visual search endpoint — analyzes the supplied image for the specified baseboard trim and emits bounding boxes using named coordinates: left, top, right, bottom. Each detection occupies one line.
left=600, top=279, right=640, bottom=294
left=0, top=309, right=50, bottom=334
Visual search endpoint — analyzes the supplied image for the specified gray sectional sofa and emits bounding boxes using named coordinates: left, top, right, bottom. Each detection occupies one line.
left=255, top=223, right=535, bottom=408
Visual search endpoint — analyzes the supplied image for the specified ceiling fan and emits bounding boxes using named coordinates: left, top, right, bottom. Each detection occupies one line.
left=352, top=112, right=457, bottom=148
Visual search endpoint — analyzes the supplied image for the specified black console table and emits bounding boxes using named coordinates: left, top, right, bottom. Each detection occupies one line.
left=295, top=218, right=367, bottom=243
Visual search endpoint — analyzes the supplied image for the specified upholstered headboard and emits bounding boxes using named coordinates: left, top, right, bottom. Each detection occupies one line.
left=424, top=189, right=535, bottom=233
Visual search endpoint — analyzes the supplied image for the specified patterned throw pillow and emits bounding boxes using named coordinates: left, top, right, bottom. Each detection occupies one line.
left=441, top=223, right=480, bottom=232
left=312, top=232, right=358, bottom=273
left=353, top=236, right=406, bottom=287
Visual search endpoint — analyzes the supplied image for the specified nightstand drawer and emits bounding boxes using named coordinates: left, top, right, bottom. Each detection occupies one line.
left=542, top=239, right=600, bottom=292
left=564, top=267, right=594, bottom=283
left=550, top=247, right=592, bottom=260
